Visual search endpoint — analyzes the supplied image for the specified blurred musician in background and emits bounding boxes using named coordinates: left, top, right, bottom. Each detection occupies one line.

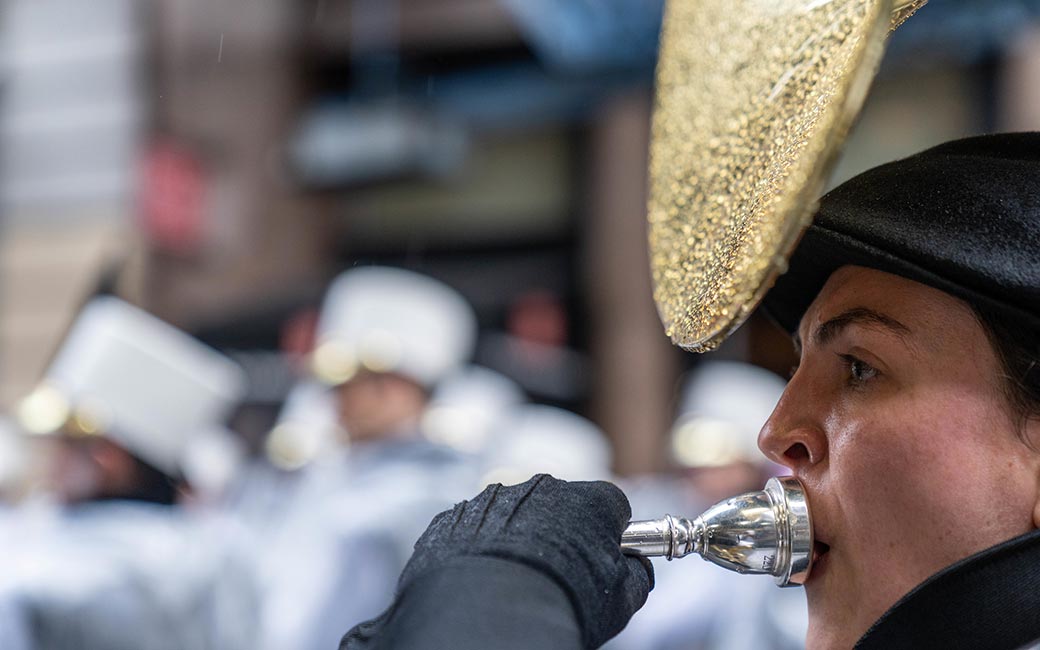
left=256, top=266, right=482, bottom=650
left=1, top=296, right=257, bottom=650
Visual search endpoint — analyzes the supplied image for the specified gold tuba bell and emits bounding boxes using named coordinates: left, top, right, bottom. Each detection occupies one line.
left=647, top=0, right=926, bottom=352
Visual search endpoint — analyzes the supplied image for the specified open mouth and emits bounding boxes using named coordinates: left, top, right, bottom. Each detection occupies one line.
left=813, top=540, right=831, bottom=566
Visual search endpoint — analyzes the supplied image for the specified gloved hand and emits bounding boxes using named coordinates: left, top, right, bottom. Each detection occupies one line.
left=397, top=474, right=654, bottom=649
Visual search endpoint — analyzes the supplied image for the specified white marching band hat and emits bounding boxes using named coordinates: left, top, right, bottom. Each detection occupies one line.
left=422, top=364, right=526, bottom=454
left=311, top=266, right=477, bottom=388
left=16, top=296, right=247, bottom=477
left=670, top=361, right=786, bottom=469
left=481, top=404, right=613, bottom=486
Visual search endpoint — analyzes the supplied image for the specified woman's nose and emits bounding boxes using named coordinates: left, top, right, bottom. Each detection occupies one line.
left=758, top=383, right=828, bottom=470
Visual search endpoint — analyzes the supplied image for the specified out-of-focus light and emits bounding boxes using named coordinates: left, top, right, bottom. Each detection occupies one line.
left=265, top=423, right=324, bottom=471
left=311, top=341, right=358, bottom=386
left=16, top=383, right=70, bottom=435
left=64, top=397, right=110, bottom=438
left=671, top=417, right=744, bottom=468
left=68, top=412, right=101, bottom=437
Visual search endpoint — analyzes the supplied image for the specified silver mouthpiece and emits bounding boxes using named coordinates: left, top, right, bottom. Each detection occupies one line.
left=621, top=476, right=814, bottom=587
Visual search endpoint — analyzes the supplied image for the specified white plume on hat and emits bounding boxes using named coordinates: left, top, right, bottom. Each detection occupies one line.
left=670, top=361, right=786, bottom=468
left=265, top=380, right=342, bottom=470
left=0, top=416, right=28, bottom=495
left=16, top=296, right=246, bottom=477
left=311, top=267, right=477, bottom=388
left=180, top=427, right=248, bottom=499
left=481, top=404, right=612, bottom=486
left=422, top=365, right=526, bottom=454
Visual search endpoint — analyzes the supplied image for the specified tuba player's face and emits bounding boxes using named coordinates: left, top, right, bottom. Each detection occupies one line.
left=758, top=265, right=1040, bottom=649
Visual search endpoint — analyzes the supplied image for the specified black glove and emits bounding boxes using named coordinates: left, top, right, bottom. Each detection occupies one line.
left=393, top=474, right=654, bottom=648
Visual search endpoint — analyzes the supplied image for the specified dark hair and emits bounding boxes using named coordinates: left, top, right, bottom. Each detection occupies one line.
left=94, top=451, right=180, bottom=506
left=124, top=455, right=181, bottom=505
left=972, top=304, right=1040, bottom=438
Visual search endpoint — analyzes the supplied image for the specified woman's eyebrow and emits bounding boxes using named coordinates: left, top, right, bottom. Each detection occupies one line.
left=813, top=307, right=913, bottom=348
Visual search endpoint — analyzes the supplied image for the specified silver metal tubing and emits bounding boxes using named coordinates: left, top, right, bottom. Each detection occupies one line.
left=621, top=476, right=814, bottom=587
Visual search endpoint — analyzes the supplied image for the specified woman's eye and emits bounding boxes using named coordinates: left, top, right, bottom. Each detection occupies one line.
left=839, top=354, right=879, bottom=385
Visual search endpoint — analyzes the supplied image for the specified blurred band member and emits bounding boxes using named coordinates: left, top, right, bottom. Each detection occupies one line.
left=312, top=266, right=477, bottom=444
left=3, top=296, right=256, bottom=650
left=17, top=296, right=245, bottom=505
left=257, top=267, right=481, bottom=650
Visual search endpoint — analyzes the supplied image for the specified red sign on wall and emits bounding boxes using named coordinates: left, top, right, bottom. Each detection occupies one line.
left=139, top=138, right=206, bottom=254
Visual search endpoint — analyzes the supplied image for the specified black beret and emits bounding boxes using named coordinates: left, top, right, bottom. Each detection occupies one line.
left=762, top=132, right=1040, bottom=334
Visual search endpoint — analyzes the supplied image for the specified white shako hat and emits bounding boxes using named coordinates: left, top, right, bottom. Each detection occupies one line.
left=311, top=266, right=477, bottom=388
left=16, top=296, right=247, bottom=477
left=422, top=365, right=526, bottom=454
left=481, top=404, right=613, bottom=486
left=670, top=360, right=785, bottom=469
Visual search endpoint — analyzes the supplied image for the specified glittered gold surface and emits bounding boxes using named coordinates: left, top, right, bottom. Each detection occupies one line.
left=648, top=0, right=920, bottom=351
left=891, top=1, right=929, bottom=30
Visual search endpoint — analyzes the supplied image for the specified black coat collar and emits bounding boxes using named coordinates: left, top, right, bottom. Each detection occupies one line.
left=856, top=528, right=1040, bottom=650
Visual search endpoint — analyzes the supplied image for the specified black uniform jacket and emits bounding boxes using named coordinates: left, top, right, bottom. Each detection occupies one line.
left=856, top=527, right=1040, bottom=650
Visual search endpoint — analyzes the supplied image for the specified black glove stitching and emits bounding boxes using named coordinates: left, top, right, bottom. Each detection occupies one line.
left=472, top=483, right=500, bottom=536
left=447, top=501, right=467, bottom=534
left=503, top=474, right=549, bottom=529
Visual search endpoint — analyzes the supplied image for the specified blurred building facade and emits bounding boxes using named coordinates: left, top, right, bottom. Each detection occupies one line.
left=1, top=0, right=1040, bottom=475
